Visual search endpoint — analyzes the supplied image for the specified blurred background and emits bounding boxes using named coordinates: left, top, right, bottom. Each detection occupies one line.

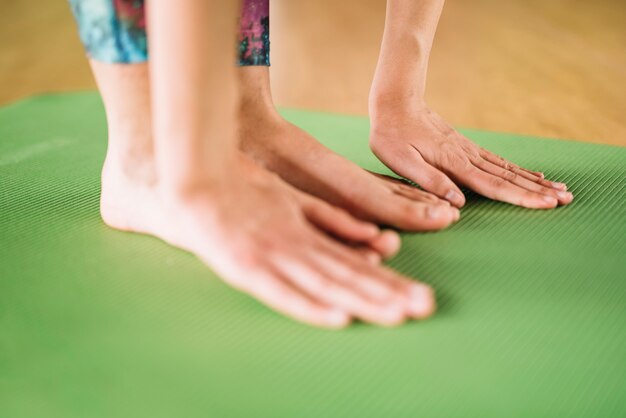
left=1, top=0, right=624, bottom=145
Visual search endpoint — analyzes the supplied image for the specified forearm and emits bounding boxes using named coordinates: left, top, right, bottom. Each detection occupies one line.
left=369, top=0, right=445, bottom=114
left=148, top=0, right=240, bottom=192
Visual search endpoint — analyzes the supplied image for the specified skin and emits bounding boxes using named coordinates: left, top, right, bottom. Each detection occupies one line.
left=238, top=66, right=460, bottom=231
left=95, top=0, right=437, bottom=328
left=369, top=0, right=574, bottom=209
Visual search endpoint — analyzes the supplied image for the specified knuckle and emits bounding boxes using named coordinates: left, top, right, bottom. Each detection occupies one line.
left=333, top=207, right=352, bottom=221
left=238, top=248, right=265, bottom=270
left=402, top=202, right=425, bottom=220
left=427, top=173, right=449, bottom=189
left=489, top=176, right=507, bottom=188
left=503, top=170, right=517, bottom=181
left=309, top=202, right=330, bottom=218
left=525, top=190, right=541, bottom=201
left=441, top=151, right=471, bottom=171
left=399, top=183, right=417, bottom=194
left=493, top=153, right=505, bottom=162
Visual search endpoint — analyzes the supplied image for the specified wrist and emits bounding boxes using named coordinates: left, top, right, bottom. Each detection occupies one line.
left=238, top=95, right=282, bottom=129
left=369, top=32, right=431, bottom=117
left=237, top=67, right=282, bottom=124
left=369, top=92, right=428, bottom=130
left=369, top=88, right=426, bottom=116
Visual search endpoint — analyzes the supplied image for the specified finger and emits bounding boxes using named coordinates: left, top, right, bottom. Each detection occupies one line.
left=273, top=248, right=407, bottom=326
left=479, top=150, right=541, bottom=182
left=309, top=247, right=401, bottom=305
left=388, top=199, right=460, bottom=231
left=391, top=184, right=460, bottom=224
left=302, top=199, right=397, bottom=262
left=511, top=167, right=567, bottom=190
left=393, top=182, right=450, bottom=205
left=373, top=267, right=436, bottom=319
left=311, top=235, right=436, bottom=319
left=312, top=235, right=404, bottom=302
left=510, top=168, right=568, bottom=192
left=353, top=247, right=383, bottom=264
left=350, top=187, right=459, bottom=231
left=390, top=186, right=460, bottom=223
left=472, top=158, right=574, bottom=205
left=479, top=150, right=563, bottom=188
left=366, top=170, right=411, bottom=185
left=302, top=198, right=381, bottom=243
left=454, top=164, right=558, bottom=209
left=369, top=171, right=451, bottom=204
left=239, top=267, right=351, bottom=329
left=366, top=229, right=401, bottom=259
left=383, top=144, right=466, bottom=207
left=357, top=192, right=459, bottom=231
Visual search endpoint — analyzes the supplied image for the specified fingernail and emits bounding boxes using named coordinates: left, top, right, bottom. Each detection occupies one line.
left=409, top=284, right=435, bottom=317
left=451, top=208, right=460, bottom=221
left=551, top=182, right=567, bottom=190
left=556, top=191, right=573, bottom=201
left=542, top=195, right=558, bottom=205
left=385, top=306, right=404, bottom=322
left=445, top=190, right=464, bottom=206
left=426, top=206, right=441, bottom=219
left=537, top=172, right=545, bottom=179
left=328, top=309, right=349, bottom=325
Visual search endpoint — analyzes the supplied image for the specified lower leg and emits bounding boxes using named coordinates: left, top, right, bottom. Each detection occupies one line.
left=90, top=60, right=164, bottom=233
left=92, top=61, right=155, bottom=184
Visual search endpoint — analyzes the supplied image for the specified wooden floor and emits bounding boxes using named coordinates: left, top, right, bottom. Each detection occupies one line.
left=1, top=0, right=624, bottom=146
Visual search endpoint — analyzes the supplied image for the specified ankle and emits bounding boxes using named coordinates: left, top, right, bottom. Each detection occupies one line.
left=103, top=130, right=157, bottom=188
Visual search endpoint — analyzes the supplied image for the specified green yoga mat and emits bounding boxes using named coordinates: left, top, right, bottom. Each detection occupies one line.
left=1, top=92, right=625, bottom=418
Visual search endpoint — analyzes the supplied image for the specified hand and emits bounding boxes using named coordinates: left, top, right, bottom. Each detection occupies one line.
left=237, top=154, right=401, bottom=260
left=167, top=156, right=434, bottom=328
left=370, top=106, right=574, bottom=209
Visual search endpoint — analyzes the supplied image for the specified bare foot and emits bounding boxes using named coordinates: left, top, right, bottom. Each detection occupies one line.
left=100, top=146, right=434, bottom=328
left=370, top=104, right=574, bottom=209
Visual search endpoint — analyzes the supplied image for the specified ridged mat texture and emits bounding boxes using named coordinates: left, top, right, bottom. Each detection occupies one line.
left=1, top=93, right=625, bottom=418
